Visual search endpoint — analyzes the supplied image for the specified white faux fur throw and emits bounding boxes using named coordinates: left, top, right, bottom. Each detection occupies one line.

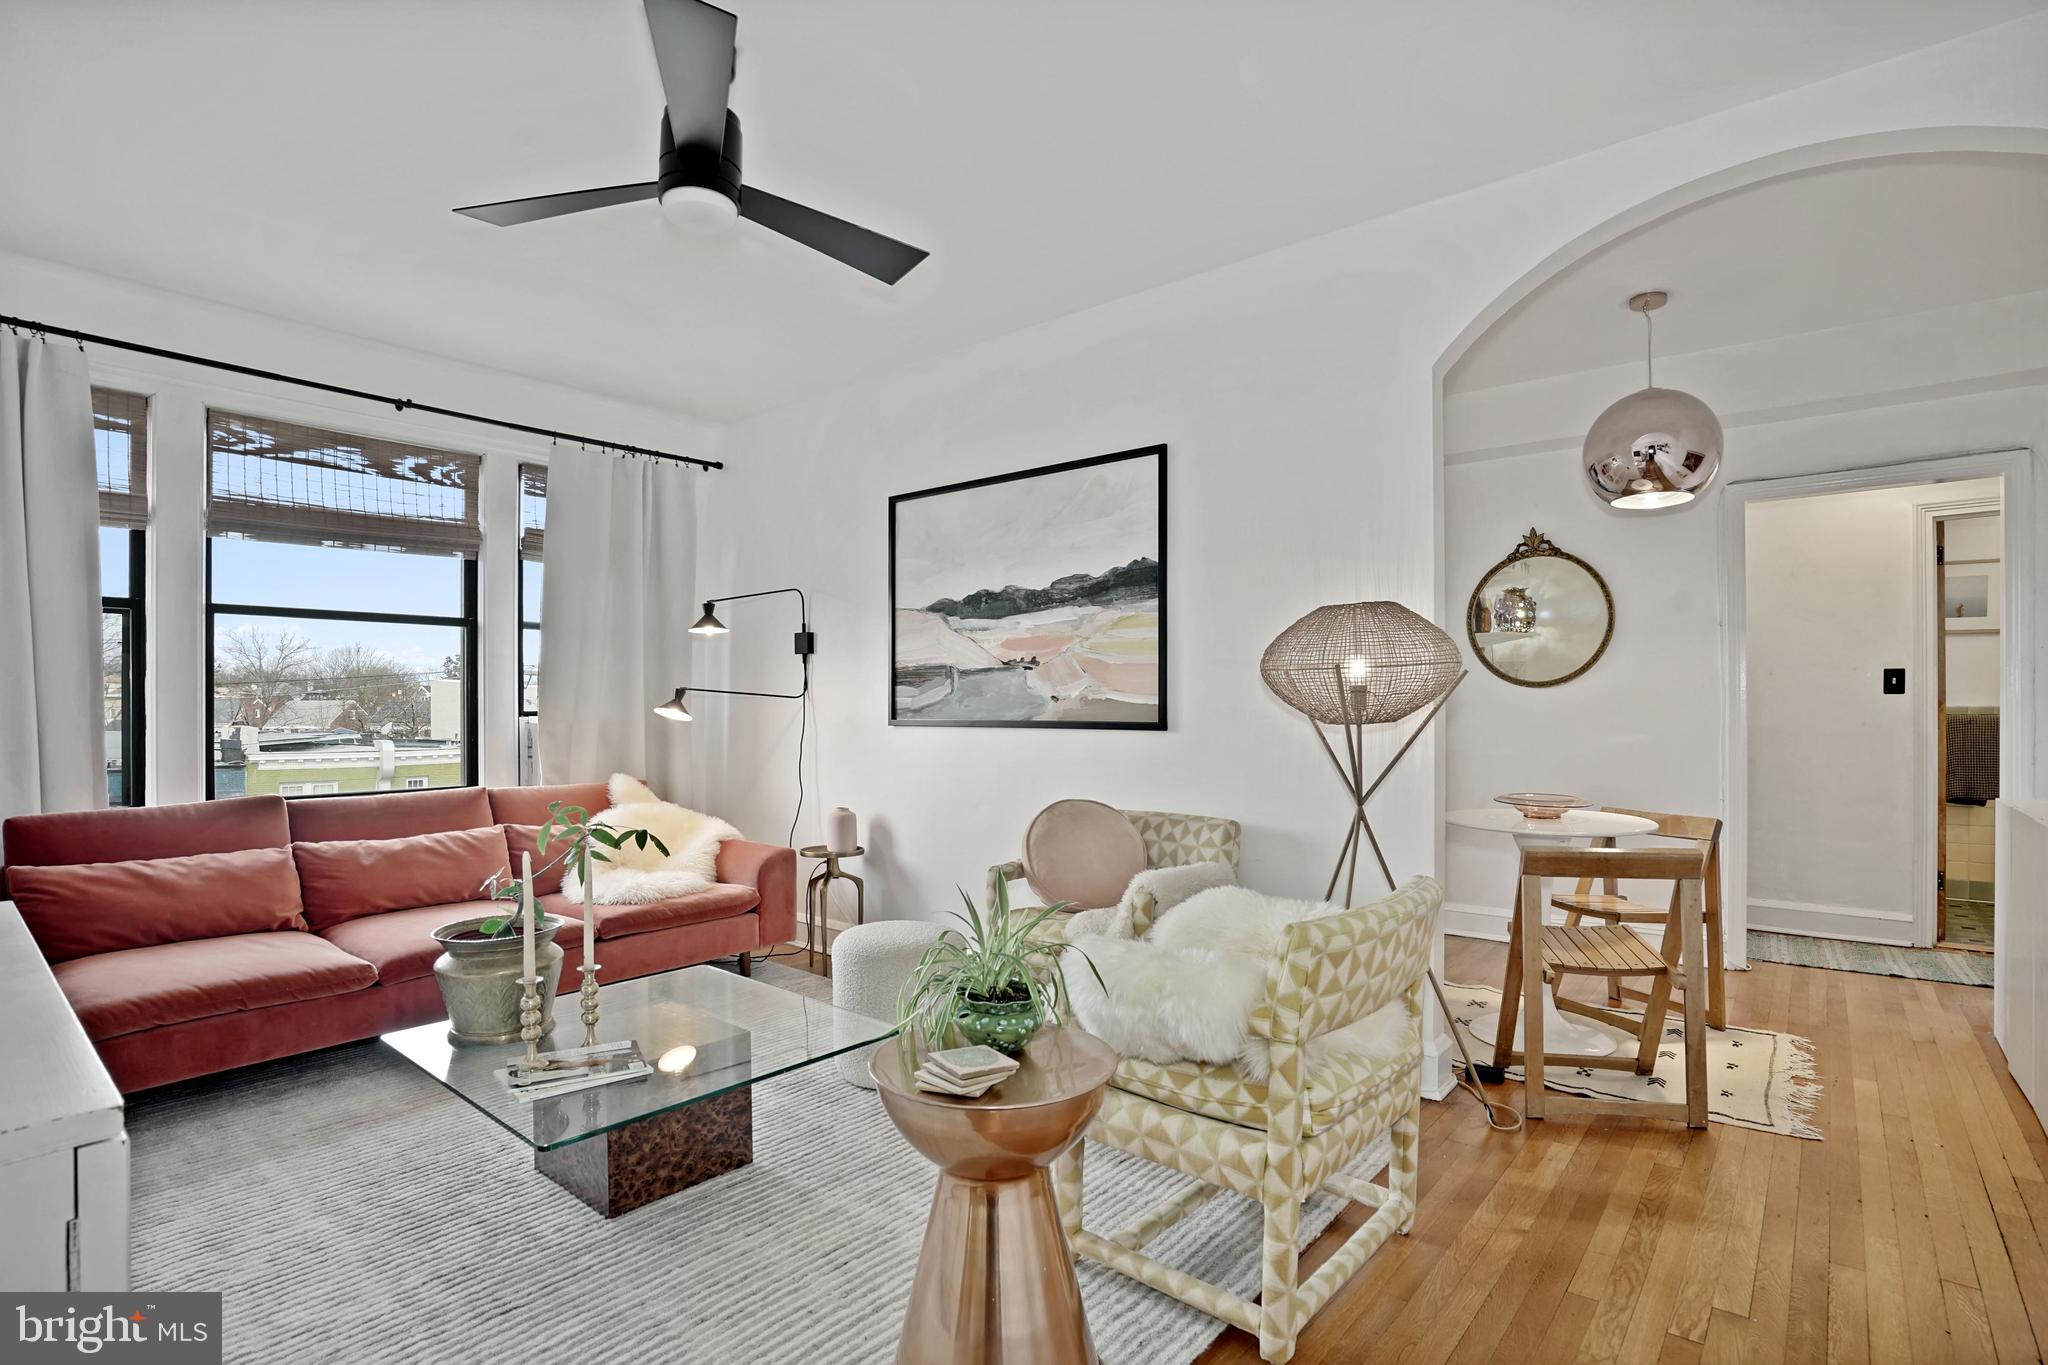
left=1065, top=883, right=1408, bottom=1081
left=560, top=774, right=740, bottom=905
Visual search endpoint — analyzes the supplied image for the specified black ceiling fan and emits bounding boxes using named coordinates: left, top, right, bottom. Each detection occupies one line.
left=454, top=0, right=927, bottom=285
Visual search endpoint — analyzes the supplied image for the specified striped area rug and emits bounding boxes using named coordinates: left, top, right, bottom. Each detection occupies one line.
left=1746, top=931, right=1994, bottom=987
left=126, top=963, right=1385, bottom=1364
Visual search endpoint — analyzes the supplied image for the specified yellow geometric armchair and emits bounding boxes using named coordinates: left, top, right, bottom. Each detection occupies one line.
left=987, top=807, right=1243, bottom=938
left=1054, top=876, right=1441, bottom=1363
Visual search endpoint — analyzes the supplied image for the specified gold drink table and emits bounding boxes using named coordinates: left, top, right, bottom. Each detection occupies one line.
left=799, top=845, right=865, bottom=974
left=871, top=1027, right=1117, bottom=1365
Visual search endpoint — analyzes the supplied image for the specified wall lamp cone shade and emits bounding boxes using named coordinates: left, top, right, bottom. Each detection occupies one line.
left=1584, top=290, right=1722, bottom=510
left=688, top=603, right=729, bottom=635
left=654, top=688, right=693, bottom=722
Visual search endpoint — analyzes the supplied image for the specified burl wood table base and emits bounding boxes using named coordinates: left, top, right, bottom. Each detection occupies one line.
left=871, top=1028, right=1118, bottom=1365
left=534, top=1087, right=752, bottom=1218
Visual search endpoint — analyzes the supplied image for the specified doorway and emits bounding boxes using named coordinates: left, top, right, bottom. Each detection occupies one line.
left=1721, top=450, right=2028, bottom=965
left=1936, top=506, right=2003, bottom=951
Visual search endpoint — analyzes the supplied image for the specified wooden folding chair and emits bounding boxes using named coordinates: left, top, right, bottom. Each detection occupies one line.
left=1509, top=843, right=1710, bottom=1127
left=1551, top=809, right=1725, bottom=1029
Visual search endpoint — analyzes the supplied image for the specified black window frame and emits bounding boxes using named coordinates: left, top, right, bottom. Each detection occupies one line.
left=101, top=527, right=146, bottom=807
left=204, top=541, right=481, bottom=800
left=518, top=462, right=544, bottom=720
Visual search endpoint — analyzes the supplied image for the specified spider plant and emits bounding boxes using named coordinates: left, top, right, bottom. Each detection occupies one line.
left=474, top=801, right=668, bottom=938
left=896, top=875, right=1101, bottom=1054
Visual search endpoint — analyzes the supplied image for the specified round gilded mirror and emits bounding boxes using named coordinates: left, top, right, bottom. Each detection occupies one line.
left=1465, top=529, right=1613, bottom=687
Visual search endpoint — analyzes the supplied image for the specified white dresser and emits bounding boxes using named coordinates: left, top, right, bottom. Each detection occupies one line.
left=0, top=904, right=127, bottom=1290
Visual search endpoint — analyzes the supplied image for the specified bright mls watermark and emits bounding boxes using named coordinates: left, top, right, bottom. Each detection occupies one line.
left=5, top=1294, right=220, bottom=1361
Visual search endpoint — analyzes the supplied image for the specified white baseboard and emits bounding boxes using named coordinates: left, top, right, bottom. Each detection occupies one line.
left=1443, top=901, right=1511, bottom=943
left=1747, top=898, right=1916, bottom=947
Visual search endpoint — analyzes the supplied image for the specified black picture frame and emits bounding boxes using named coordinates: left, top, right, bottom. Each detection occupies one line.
left=888, top=444, right=1168, bottom=730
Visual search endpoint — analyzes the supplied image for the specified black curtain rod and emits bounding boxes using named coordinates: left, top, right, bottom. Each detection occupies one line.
left=0, top=312, right=722, bottom=471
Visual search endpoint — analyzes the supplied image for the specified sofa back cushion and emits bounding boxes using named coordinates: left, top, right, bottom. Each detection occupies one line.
left=9, top=846, right=308, bottom=963
left=293, top=827, right=512, bottom=931
left=500, top=825, right=569, bottom=896
left=2, top=795, right=289, bottom=898
left=486, top=783, right=610, bottom=828
left=285, top=787, right=493, bottom=845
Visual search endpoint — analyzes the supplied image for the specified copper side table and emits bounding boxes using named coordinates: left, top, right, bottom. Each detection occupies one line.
left=871, top=1027, right=1117, bottom=1365
left=798, top=845, right=864, bottom=975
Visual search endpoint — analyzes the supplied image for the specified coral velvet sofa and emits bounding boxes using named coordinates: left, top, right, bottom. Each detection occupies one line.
left=0, top=783, right=796, bottom=1093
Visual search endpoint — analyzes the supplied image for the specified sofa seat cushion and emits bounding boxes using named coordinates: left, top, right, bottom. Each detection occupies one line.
left=540, top=884, right=758, bottom=941
left=319, top=903, right=488, bottom=986
left=54, top=933, right=379, bottom=1041
left=9, top=846, right=307, bottom=963
left=293, top=827, right=512, bottom=931
left=1107, top=1002, right=1419, bottom=1135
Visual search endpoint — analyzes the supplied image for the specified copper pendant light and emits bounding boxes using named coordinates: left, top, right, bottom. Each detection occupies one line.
left=1583, top=291, right=1723, bottom=510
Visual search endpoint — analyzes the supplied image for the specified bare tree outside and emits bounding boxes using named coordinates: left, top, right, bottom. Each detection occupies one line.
left=214, top=625, right=318, bottom=727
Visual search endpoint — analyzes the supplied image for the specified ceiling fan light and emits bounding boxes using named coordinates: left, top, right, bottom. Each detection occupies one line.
left=659, top=184, right=739, bottom=234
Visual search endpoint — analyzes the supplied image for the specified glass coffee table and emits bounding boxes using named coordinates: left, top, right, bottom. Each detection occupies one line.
left=383, top=965, right=895, bottom=1217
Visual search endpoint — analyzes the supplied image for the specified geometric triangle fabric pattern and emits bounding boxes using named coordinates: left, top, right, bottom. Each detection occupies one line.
left=1121, top=809, right=1243, bottom=872
left=1061, top=875, right=1442, bottom=1362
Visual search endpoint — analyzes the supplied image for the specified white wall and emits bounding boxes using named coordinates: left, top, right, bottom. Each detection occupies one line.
left=1442, top=292, right=2047, bottom=942
left=0, top=250, right=720, bottom=804
left=689, top=19, right=2048, bottom=1096
left=1743, top=480, right=1999, bottom=943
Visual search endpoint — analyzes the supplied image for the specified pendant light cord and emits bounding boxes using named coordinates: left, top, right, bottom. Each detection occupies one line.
left=1643, top=305, right=1654, bottom=388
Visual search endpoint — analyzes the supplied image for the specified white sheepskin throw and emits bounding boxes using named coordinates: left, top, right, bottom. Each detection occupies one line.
left=560, top=773, right=741, bottom=905
left=1065, top=883, right=1405, bottom=1081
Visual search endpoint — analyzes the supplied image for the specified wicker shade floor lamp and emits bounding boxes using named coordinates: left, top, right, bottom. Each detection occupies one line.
left=1261, top=602, right=1466, bottom=906
left=1262, top=602, right=1520, bottom=1130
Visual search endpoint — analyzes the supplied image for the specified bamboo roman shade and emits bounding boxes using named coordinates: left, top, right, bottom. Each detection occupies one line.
left=93, top=387, right=149, bottom=530
left=207, top=410, right=482, bottom=557
left=519, top=462, right=546, bottom=562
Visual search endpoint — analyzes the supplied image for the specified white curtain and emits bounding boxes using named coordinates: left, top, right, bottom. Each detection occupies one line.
left=537, top=447, right=693, bottom=795
left=0, top=334, right=104, bottom=820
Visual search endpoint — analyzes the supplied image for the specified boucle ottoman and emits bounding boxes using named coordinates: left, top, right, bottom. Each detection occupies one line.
left=832, top=919, right=946, bottom=1088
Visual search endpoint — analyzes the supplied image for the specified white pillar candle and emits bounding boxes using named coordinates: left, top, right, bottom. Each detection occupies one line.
left=521, top=852, right=536, bottom=982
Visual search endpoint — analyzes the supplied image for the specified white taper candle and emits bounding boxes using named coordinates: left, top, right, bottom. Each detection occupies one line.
left=583, top=847, right=596, bottom=966
left=521, top=851, right=536, bottom=982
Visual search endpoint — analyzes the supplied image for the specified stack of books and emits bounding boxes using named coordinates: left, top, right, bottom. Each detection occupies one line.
left=500, top=1040, right=651, bottom=1101
left=914, top=1044, right=1021, bottom=1098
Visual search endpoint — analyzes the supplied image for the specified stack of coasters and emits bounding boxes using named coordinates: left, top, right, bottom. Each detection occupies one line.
left=914, top=1044, right=1022, bottom=1098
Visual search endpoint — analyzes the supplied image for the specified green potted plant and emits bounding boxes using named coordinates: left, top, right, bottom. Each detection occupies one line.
left=897, top=877, right=1099, bottom=1057
left=430, top=802, right=665, bottom=1046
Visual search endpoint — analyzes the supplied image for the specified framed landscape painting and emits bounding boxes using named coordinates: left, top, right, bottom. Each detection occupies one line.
left=889, top=445, right=1167, bottom=729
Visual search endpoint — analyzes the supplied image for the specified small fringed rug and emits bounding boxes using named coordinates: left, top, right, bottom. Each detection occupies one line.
left=1746, top=930, right=1993, bottom=987
left=1445, top=982, right=1823, bottom=1140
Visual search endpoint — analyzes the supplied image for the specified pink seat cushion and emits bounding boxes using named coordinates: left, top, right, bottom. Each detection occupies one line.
left=319, top=902, right=488, bottom=985
left=1022, top=800, right=1148, bottom=910
left=293, top=827, right=513, bottom=931
left=54, top=933, right=378, bottom=1040
left=8, top=846, right=307, bottom=963
left=540, top=884, right=759, bottom=940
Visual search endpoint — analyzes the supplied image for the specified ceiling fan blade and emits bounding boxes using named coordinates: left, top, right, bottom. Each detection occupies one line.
left=454, top=182, right=661, bottom=226
left=740, top=188, right=928, bottom=284
left=643, top=0, right=738, bottom=153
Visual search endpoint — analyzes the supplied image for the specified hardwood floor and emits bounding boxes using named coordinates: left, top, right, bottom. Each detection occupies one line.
left=789, top=934, right=2048, bottom=1362
left=1193, top=936, right=2048, bottom=1365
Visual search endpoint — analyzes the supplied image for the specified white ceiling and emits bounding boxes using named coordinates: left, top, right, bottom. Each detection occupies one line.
left=3, top=1, right=2042, bottom=422
left=1448, top=153, right=2048, bottom=393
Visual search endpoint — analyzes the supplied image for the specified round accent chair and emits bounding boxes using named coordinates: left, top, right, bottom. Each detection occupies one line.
left=831, top=919, right=946, bottom=1089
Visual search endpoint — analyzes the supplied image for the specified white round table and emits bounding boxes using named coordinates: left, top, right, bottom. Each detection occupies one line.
left=1446, top=807, right=1659, bottom=1060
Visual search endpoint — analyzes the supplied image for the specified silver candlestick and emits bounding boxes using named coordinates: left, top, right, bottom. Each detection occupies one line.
left=579, top=963, right=602, bottom=1049
left=518, top=974, right=545, bottom=1067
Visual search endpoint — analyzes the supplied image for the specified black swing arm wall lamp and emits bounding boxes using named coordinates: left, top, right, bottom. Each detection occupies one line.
left=654, top=587, right=813, bottom=721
